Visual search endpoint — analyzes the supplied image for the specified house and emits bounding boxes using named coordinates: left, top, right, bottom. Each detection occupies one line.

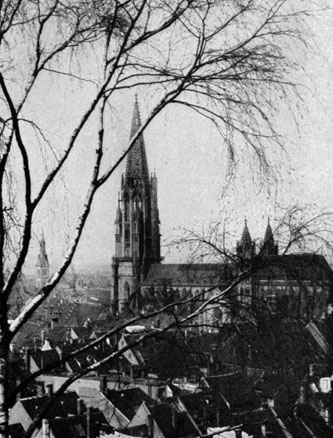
left=9, top=389, right=110, bottom=437
left=126, top=400, right=199, bottom=438
left=89, top=387, right=152, bottom=429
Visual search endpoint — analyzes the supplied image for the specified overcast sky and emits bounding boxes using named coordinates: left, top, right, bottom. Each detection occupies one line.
left=22, top=5, right=333, bottom=273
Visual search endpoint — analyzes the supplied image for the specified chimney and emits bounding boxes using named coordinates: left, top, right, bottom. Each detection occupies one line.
left=42, top=418, right=50, bottom=438
left=299, top=383, right=307, bottom=404
left=171, top=407, right=177, bottom=430
left=37, top=383, right=44, bottom=396
left=235, top=428, right=242, bottom=438
left=41, top=330, right=46, bottom=346
left=16, top=377, right=21, bottom=401
left=77, top=398, right=83, bottom=416
left=267, top=397, right=274, bottom=409
left=86, top=406, right=91, bottom=438
left=46, top=384, right=53, bottom=398
left=100, top=375, right=107, bottom=393
left=309, top=363, right=315, bottom=376
left=216, top=407, right=220, bottom=426
left=323, top=407, right=330, bottom=425
left=147, top=415, right=154, bottom=438
left=261, top=423, right=267, bottom=437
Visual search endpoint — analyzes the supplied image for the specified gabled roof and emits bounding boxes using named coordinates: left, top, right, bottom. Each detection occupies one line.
left=148, top=401, right=198, bottom=438
left=59, top=341, right=114, bottom=373
left=49, top=411, right=111, bottom=438
left=30, top=349, right=60, bottom=370
left=44, top=327, right=70, bottom=345
left=179, top=391, right=232, bottom=430
left=71, top=327, right=93, bottom=340
left=19, top=391, right=80, bottom=421
left=104, top=388, right=152, bottom=421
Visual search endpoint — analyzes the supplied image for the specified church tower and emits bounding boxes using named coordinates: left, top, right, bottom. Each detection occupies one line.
left=111, top=98, right=161, bottom=314
left=261, top=219, right=278, bottom=256
left=36, top=232, right=49, bottom=288
left=237, top=220, right=256, bottom=261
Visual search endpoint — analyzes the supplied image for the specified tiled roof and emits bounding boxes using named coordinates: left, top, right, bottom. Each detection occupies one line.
left=254, top=254, right=332, bottom=282
left=12, top=322, right=41, bottom=348
left=44, top=327, right=70, bottom=344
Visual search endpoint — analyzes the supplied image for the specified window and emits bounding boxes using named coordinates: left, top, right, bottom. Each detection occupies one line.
left=266, top=291, right=277, bottom=313
left=124, top=198, right=130, bottom=221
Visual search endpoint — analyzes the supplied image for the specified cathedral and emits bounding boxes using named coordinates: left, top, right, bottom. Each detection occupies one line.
left=111, top=99, right=332, bottom=323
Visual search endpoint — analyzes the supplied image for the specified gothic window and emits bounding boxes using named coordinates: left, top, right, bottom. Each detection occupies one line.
left=124, top=198, right=130, bottom=221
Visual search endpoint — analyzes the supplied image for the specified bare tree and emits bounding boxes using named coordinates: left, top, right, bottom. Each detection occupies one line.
left=0, top=0, right=324, bottom=436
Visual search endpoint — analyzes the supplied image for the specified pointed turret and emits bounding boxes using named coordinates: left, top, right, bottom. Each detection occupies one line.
left=240, top=219, right=251, bottom=245
left=237, top=219, right=255, bottom=260
left=261, top=218, right=278, bottom=256
left=263, top=218, right=273, bottom=243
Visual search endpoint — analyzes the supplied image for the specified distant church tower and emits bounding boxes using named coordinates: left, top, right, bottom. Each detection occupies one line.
left=36, top=232, right=49, bottom=288
left=111, top=98, right=161, bottom=314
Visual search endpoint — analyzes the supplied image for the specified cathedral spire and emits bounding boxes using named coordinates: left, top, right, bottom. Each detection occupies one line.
left=240, top=219, right=251, bottom=245
left=125, top=96, right=149, bottom=188
left=261, top=217, right=278, bottom=256
left=237, top=219, right=255, bottom=260
left=111, top=96, right=161, bottom=315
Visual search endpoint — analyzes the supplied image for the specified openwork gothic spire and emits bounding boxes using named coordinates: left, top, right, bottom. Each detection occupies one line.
left=125, top=96, right=149, bottom=189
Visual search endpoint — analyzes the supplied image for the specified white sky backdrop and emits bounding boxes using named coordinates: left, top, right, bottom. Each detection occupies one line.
left=22, top=6, right=333, bottom=273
